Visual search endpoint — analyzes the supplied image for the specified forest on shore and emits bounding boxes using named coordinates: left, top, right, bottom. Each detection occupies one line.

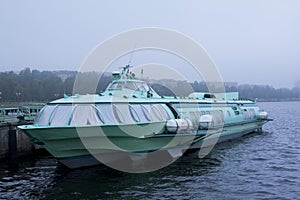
left=0, top=68, right=300, bottom=102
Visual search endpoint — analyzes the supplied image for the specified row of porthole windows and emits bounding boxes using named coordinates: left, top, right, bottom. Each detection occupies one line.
left=36, top=103, right=171, bottom=126
left=177, top=106, right=256, bottom=124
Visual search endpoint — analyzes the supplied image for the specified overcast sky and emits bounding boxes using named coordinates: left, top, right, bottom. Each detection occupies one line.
left=0, top=0, right=299, bottom=88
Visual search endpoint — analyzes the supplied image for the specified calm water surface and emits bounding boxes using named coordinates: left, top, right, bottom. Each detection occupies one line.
left=0, top=102, right=300, bottom=200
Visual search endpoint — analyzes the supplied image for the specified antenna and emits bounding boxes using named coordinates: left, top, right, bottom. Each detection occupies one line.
left=141, top=69, right=144, bottom=80
left=63, top=83, right=66, bottom=97
left=128, top=43, right=137, bottom=66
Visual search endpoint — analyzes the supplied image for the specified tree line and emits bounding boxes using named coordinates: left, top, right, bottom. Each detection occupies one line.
left=0, top=68, right=112, bottom=102
left=0, top=68, right=299, bottom=102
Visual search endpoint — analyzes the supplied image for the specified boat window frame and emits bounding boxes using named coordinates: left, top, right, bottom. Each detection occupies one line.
left=66, top=104, right=77, bottom=125
left=112, top=104, right=125, bottom=124
left=124, top=81, right=138, bottom=90
left=108, top=81, right=125, bottom=90
left=218, top=110, right=224, bottom=123
left=154, top=104, right=170, bottom=120
left=68, top=104, right=105, bottom=126
left=46, top=104, right=59, bottom=126
left=227, top=110, right=231, bottom=117
left=49, top=104, right=74, bottom=126
left=34, top=106, right=44, bottom=125
left=243, top=109, right=250, bottom=120
left=150, top=104, right=163, bottom=121
left=129, top=105, right=140, bottom=122
left=135, top=82, right=150, bottom=92
left=141, top=105, right=151, bottom=122
left=35, top=105, right=57, bottom=126
left=91, top=104, right=106, bottom=124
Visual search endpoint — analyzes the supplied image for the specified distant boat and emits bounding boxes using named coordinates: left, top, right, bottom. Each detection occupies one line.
left=18, top=65, right=272, bottom=169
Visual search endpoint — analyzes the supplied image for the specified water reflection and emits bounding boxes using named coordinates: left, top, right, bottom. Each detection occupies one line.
left=1, top=149, right=225, bottom=200
left=0, top=156, right=58, bottom=200
left=43, top=154, right=224, bottom=200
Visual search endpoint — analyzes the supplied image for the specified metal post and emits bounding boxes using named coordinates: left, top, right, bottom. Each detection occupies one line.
left=8, top=123, right=17, bottom=159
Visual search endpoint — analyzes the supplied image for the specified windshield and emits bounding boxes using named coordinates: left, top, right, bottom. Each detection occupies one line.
left=108, top=81, right=150, bottom=92
left=108, top=82, right=125, bottom=90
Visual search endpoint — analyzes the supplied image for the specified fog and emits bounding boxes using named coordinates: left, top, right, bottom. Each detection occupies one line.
left=0, top=0, right=299, bottom=88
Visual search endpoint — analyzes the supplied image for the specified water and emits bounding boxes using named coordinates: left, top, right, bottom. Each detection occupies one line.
left=1, top=102, right=300, bottom=200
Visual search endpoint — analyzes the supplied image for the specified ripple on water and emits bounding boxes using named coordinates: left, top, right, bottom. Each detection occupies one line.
left=0, top=157, right=58, bottom=200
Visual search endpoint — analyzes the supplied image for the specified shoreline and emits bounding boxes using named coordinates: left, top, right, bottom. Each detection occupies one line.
left=257, top=99, right=300, bottom=103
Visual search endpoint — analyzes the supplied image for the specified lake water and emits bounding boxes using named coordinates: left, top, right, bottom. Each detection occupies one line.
left=0, top=102, right=300, bottom=200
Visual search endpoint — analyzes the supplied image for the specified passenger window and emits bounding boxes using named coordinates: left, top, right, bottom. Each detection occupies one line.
left=96, top=104, right=116, bottom=124
left=112, top=104, right=125, bottom=123
left=153, top=104, right=170, bottom=120
left=124, top=82, right=138, bottom=90
left=36, top=105, right=56, bottom=126
left=93, top=106, right=105, bottom=124
left=219, top=110, right=224, bottom=122
left=141, top=105, right=151, bottom=121
left=129, top=105, right=140, bottom=122
left=70, top=105, right=103, bottom=126
left=150, top=105, right=163, bottom=121
left=50, top=105, right=73, bottom=126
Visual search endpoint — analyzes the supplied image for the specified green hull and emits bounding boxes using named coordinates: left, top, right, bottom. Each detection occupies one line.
left=54, top=119, right=269, bottom=169
left=21, top=119, right=269, bottom=165
left=21, top=122, right=196, bottom=159
left=190, top=119, right=269, bottom=149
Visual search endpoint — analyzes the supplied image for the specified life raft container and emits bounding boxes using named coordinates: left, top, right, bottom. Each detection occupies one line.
left=166, top=119, right=193, bottom=133
left=259, top=111, right=268, bottom=119
left=199, top=114, right=214, bottom=129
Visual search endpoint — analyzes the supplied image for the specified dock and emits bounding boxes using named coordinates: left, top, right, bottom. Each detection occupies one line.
left=0, top=104, right=44, bottom=159
left=0, top=103, right=44, bottom=125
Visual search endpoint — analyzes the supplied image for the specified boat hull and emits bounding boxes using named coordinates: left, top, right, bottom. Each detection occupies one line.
left=20, top=122, right=196, bottom=167
left=59, top=121, right=267, bottom=169
left=21, top=119, right=269, bottom=169
left=189, top=119, right=268, bottom=150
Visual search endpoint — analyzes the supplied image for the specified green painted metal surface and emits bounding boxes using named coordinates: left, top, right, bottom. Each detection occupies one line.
left=0, top=104, right=44, bottom=125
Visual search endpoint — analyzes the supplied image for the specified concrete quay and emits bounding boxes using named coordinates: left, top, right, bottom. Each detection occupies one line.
left=0, top=122, right=38, bottom=160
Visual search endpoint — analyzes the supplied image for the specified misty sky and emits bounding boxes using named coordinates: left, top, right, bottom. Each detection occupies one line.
left=0, top=0, right=299, bottom=88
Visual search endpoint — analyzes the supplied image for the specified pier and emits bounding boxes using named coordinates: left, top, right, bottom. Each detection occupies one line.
left=0, top=103, right=44, bottom=125
left=0, top=104, right=44, bottom=159
left=0, top=122, right=35, bottom=159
